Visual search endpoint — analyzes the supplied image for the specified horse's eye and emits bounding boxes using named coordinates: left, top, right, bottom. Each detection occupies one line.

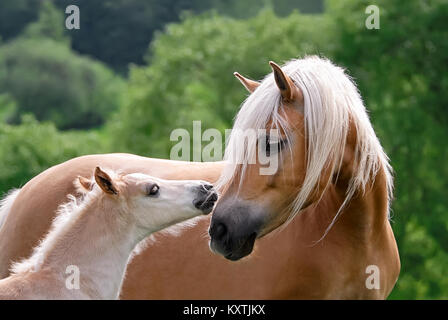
left=265, top=135, right=286, bottom=157
left=147, top=184, right=159, bottom=196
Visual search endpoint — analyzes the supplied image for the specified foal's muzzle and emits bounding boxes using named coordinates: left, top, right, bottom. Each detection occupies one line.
left=193, top=183, right=218, bottom=214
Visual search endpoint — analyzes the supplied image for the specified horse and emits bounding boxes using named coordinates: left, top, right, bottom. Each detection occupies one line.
left=0, top=167, right=217, bottom=299
left=0, top=56, right=400, bottom=299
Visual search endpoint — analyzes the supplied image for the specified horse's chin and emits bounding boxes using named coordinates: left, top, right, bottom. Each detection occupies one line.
left=212, top=232, right=257, bottom=261
left=224, top=253, right=245, bottom=261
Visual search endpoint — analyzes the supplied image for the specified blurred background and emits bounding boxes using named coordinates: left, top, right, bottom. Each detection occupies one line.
left=0, top=0, right=447, bottom=299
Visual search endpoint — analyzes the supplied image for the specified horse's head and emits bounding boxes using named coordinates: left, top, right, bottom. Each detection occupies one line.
left=209, top=56, right=392, bottom=260
left=209, top=61, right=313, bottom=260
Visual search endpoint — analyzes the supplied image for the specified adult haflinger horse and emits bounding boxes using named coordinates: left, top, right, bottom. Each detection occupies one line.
left=0, top=168, right=217, bottom=299
left=0, top=56, right=399, bottom=299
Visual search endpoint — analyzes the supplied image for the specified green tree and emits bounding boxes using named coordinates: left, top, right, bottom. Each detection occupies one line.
left=0, top=38, right=125, bottom=129
left=23, top=0, right=69, bottom=44
left=51, top=0, right=323, bottom=72
left=0, top=94, right=16, bottom=123
left=0, top=0, right=40, bottom=41
left=109, top=9, right=336, bottom=157
left=0, top=0, right=323, bottom=73
left=54, top=0, right=215, bottom=73
left=0, top=115, right=109, bottom=195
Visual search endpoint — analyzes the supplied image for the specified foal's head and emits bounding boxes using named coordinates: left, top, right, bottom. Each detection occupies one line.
left=209, top=57, right=392, bottom=260
left=80, top=167, right=218, bottom=234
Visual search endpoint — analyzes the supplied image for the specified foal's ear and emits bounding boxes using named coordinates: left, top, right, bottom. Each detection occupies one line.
left=94, top=167, right=119, bottom=195
left=269, top=61, right=302, bottom=103
left=234, top=72, right=260, bottom=93
left=77, top=176, right=94, bottom=192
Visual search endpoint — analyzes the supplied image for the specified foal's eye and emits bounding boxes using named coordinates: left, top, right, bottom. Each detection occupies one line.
left=146, top=184, right=160, bottom=197
left=265, top=135, right=287, bottom=157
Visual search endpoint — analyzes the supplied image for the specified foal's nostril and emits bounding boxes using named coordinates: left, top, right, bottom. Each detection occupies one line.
left=203, top=184, right=214, bottom=191
left=209, top=192, right=218, bottom=202
left=193, top=184, right=218, bottom=214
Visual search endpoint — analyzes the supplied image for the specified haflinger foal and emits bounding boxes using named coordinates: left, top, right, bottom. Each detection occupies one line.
left=0, top=167, right=217, bottom=299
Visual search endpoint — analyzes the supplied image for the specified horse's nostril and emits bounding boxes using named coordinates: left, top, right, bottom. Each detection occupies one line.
left=214, top=223, right=227, bottom=240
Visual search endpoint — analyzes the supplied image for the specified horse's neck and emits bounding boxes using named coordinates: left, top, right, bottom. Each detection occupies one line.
left=40, top=197, right=138, bottom=299
left=343, top=166, right=389, bottom=234
left=318, top=165, right=389, bottom=242
left=323, top=118, right=390, bottom=240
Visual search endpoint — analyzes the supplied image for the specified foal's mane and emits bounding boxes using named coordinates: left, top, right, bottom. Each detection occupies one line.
left=218, top=56, right=393, bottom=235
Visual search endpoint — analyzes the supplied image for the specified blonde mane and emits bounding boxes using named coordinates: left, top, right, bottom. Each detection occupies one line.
left=218, top=56, right=393, bottom=235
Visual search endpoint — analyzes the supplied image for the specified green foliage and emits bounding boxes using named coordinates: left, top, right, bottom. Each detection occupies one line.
left=274, top=0, right=324, bottom=16
left=23, top=0, right=69, bottom=44
left=53, top=0, right=218, bottom=73
left=109, top=9, right=335, bottom=157
left=0, top=38, right=125, bottom=129
left=0, top=94, right=17, bottom=123
left=0, top=0, right=323, bottom=73
left=0, top=0, right=40, bottom=41
left=0, top=115, right=108, bottom=194
left=50, top=0, right=323, bottom=72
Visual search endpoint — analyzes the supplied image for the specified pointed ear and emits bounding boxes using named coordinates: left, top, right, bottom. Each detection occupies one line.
left=94, top=167, right=118, bottom=195
left=78, top=176, right=94, bottom=191
left=234, top=72, right=260, bottom=93
left=269, top=61, right=300, bottom=102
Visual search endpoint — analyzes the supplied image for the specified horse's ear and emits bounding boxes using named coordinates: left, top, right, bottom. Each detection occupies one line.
left=77, top=176, right=94, bottom=192
left=94, top=167, right=118, bottom=195
left=269, top=61, right=299, bottom=102
left=234, top=72, right=260, bottom=93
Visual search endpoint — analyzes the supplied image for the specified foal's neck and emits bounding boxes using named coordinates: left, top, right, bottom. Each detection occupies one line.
left=37, top=193, right=140, bottom=299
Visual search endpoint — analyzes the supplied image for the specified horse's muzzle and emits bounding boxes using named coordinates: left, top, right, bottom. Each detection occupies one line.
left=208, top=200, right=264, bottom=260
